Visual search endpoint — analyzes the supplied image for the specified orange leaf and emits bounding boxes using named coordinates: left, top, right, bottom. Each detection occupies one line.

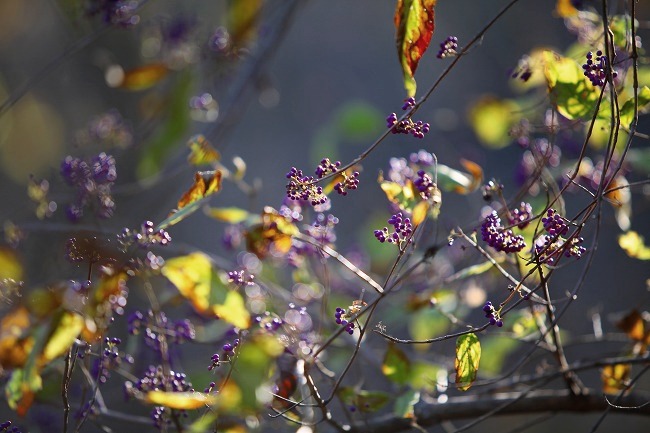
left=120, top=63, right=169, bottom=91
left=616, top=310, right=646, bottom=342
left=0, top=306, right=33, bottom=369
left=555, top=0, right=579, bottom=18
left=245, top=207, right=298, bottom=259
left=602, top=363, right=631, bottom=394
left=394, top=0, right=436, bottom=97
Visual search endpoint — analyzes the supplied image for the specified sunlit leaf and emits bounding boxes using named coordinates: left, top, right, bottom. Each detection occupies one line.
left=157, top=170, right=222, bottom=230
left=619, top=86, right=650, bottom=128
left=0, top=306, right=33, bottom=369
left=455, top=333, right=481, bottom=391
left=212, top=290, right=251, bottom=329
left=618, top=231, right=650, bottom=260
left=436, top=160, right=483, bottom=194
left=245, top=207, right=298, bottom=259
left=412, top=200, right=429, bottom=226
left=0, top=247, right=23, bottom=281
left=119, top=63, right=169, bottom=91
left=604, top=175, right=631, bottom=231
left=41, top=311, right=84, bottom=362
left=382, top=343, right=411, bottom=385
left=616, top=310, right=646, bottom=342
left=187, top=134, right=220, bottom=166
left=5, top=367, right=41, bottom=416
left=469, top=96, right=520, bottom=148
left=542, top=50, right=599, bottom=120
left=379, top=176, right=418, bottom=212
left=162, top=252, right=213, bottom=313
left=146, top=391, right=216, bottom=409
left=394, top=0, right=436, bottom=97
left=555, top=0, right=578, bottom=17
left=602, top=363, right=631, bottom=394
left=510, top=311, right=539, bottom=338
left=204, top=206, right=250, bottom=224
left=394, top=389, right=419, bottom=418
left=610, top=15, right=637, bottom=50
left=339, top=387, right=390, bottom=413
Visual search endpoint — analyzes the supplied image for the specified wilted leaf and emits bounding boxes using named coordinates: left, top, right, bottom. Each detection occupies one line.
left=205, top=206, right=250, bottom=224
left=187, top=134, right=220, bottom=166
left=619, top=86, right=650, bottom=128
left=41, top=311, right=84, bottom=362
left=542, top=50, right=599, bottom=120
left=382, top=343, right=411, bottom=385
left=394, top=0, right=436, bottom=97
left=604, top=175, right=631, bottom=231
left=146, top=391, right=216, bottom=409
left=162, top=252, right=213, bottom=313
left=245, top=207, right=298, bottom=259
left=455, top=333, right=481, bottom=391
left=339, top=387, right=390, bottom=413
left=157, top=170, right=222, bottom=230
left=212, top=290, right=251, bottom=329
left=618, top=231, right=650, bottom=260
left=616, top=310, right=646, bottom=342
left=555, top=0, right=578, bottom=17
left=602, top=363, right=631, bottom=394
left=469, top=96, right=520, bottom=148
left=0, top=306, right=33, bottom=369
left=120, top=64, right=169, bottom=91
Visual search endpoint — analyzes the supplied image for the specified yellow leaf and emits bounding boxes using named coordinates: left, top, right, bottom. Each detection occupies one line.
left=0, top=247, right=23, bottom=281
left=212, top=290, right=251, bottom=329
left=618, top=231, right=650, bottom=260
left=555, top=0, right=578, bottom=17
left=469, top=96, right=520, bottom=148
left=0, top=306, right=33, bottom=368
left=204, top=206, right=250, bottom=224
left=412, top=201, right=429, bottom=226
left=120, top=63, right=169, bottom=91
left=602, top=363, right=631, bottom=394
left=616, top=310, right=646, bottom=342
left=161, top=252, right=213, bottom=313
left=146, top=391, right=217, bottom=409
left=41, top=311, right=84, bottom=362
left=245, top=207, right=298, bottom=259
left=187, top=134, right=220, bottom=166
left=455, top=333, right=481, bottom=391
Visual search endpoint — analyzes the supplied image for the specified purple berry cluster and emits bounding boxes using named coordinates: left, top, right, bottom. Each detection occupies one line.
left=91, top=337, right=134, bottom=384
left=482, top=301, right=503, bottom=327
left=436, top=36, right=459, bottom=59
left=583, top=50, right=617, bottom=87
left=60, top=153, right=117, bottom=221
left=227, top=269, right=255, bottom=287
left=118, top=221, right=172, bottom=251
left=534, top=209, right=586, bottom=264
left=128, top=310, right=196, bottom=349
left=255, top=312, right=284, bottom=332
left=508, top=202, right=533, bottom=229
left=386, top=98, right=431, bottom=139
left=0, top=421, right=21, bottom=433
left=286, top=166, right=328, bottom=206
left=315, top=158, right=341, bottom=178
left=333, top=170, right=360, bottom=196
left=85, top=0, right=141, bottom=27
left=208, top=338, right=240, bottom=371
left=374, top=212, right=414, bottom=246
left=480, top=211, right=527, bottom=253
left=414, top=170, right=436, bottom=200
left=334, top=307, right=356, bottom=335
left=76, top=109, right=133, bottom=149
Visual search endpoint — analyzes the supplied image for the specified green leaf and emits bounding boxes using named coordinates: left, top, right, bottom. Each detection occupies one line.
left=627, top=147, right=650, bottom=173
left=407, top=361, right=440, bottom=391
left=394, top=0, right=436, bottom=97
left=339, top=387, right=390, bottom=413
left=5, top=367, right=42, bottom=416
left=479, top=335, right=519, bottom=376
left=335, top=101, right=383, bottom=141
left=469, top=96, right=520, bottom=148
left=409, top=307, right=448, bottom=342
left=448, top=261, right=493, bottom=282
left=382, top=343, right=411, bottom=385
left=394, top=390, right=419, bottom=418
left=619, top=86, right=650, bottom=127
left=454, top=333, right=481, bottom=391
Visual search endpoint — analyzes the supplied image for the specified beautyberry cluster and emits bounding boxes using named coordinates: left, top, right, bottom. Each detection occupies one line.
left=508, top=202, right=533, bottom=229
left=128, top=310, right=195, bottom=350
left=255, top=312, right=284, bottom=332
left=208, top=338, right=240, bottom=371
left=582, top=50, right=617, bottom=87
left=374, top=212, right=413, bottom=246
left=118, top=221, right=172, bottom=251
left=333, top=170, right=360, bottom=196
left=482, top=301, right=503, bottom=327
left=91, top=337, right=134, bottom=384
left=436, top=36, right=459, bottom=58
left=334, top=307, right=356, bottom=335
left=0, top=421, right=21, bottom=433
left=227, top=269, right=255, bottom=287
left=60, top=153, right=117, bottom=221
left=480, top=211, right=527, bottom=253
left=414, top=170, right=436, bottom=200
left=315, top=158, right=341, bottom=178
left=386, top=98, right=430, bottom=139
left=534, top=209, right=586, bottom=264
left=286, top=167, right=327, bottom=206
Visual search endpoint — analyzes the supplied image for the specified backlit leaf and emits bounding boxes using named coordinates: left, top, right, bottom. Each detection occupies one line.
left=245, top=207, right=298, bottom=259
left=619, top=86, right=650, bottom=128
left=436, top=160, right=483, bottom=194
left=146, top=391, right=216, bottom=409
left=157, top=170, right=222, bottom=230
left=187, top=134, right=220, bottom=166
left=394, top=0, right=436, bottom=97
left=162, top=252, right=213, bottom=313
left=618, top=231, right=650, bottom=260
left=5, top=367, right=41, bottom=416
left=469, top=96, right=520, bottom=148
left=212, top=290, right=251, bottom=329
left=120, top=63, right=169, bottom=91
left=616, top=310, right=646, bottom=342
left=0, top=247, right=23, bottom=281
left=407, top=361, right=440, bottom=391
left=382, top=343, right=411, bottom=385
left=555, top=0, right=578, bottom=17
left=41, top=311, right=84, bottom=362
left=0, top=306, right=33, bottom=369
left=339, top=387, right=390, bottom=413
left=454, top=333, right=481, bottom=391
left=412, top=200, right=429, bottom=226
left=205, top=206, right=250, bottom=224
left=602, top=363, right=631, bottom=394
left=379, top=176, right=418, bottom=212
